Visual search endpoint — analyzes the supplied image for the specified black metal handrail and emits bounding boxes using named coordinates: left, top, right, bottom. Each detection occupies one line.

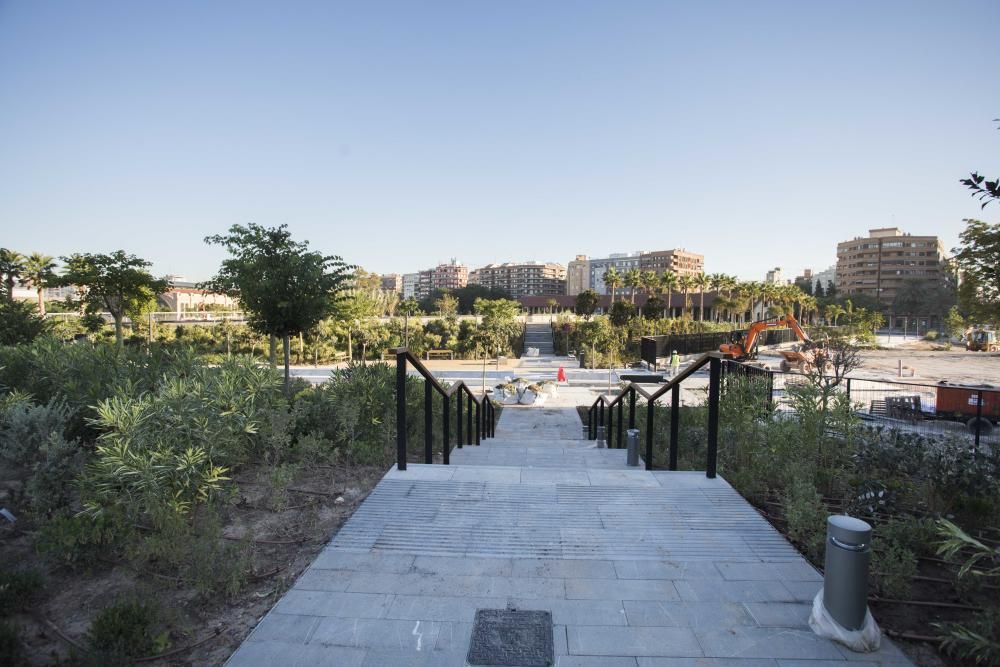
left=394, top=348, right=496, bottom=471
left=587, top=352, right=722, bottom=477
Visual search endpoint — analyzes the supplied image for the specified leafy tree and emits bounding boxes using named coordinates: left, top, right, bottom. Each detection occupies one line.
left=434, top=292, right=459, bottom=317
left=576, top=316, right=617, bottom=368
left=472, top=298, right=521, bottom=365
left=575, top=290, right=599, bottom=319
left=609, top=300, right=636, bottom=327
left=892, top=278, right=956, bottom=326
left=203, top=223, right=353, bottom=392
left=961, top=120, right=999, bottom=209
left=642, top=296, right=666, bottom=319
left=22, top=253, right=57, bottom=316
left=60, top=251, right=167, bottom=347
left=0, top=248, right=25, bottom=303
left=452, top=284, right=512, bottom=314
left=0, top=299, right=49, bottom=345
left=953, top=218, right=1000, bottom=324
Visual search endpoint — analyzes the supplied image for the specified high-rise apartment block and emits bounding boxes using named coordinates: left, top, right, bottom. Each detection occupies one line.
left=836, top=228, right=947, bottom=305
left=431, top=259, right=468, bottom=291
left=578, top=248, right=705, bottom=296
left=639, top=249, right=704, bottom=278
left=469, top=262, right=566, bottom=298
left=566, top=255, right=590, bottom=296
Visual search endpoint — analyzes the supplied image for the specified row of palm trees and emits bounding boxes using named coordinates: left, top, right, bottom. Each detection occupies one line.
left=600, top=267, right=823, bottom=325
left=0, top=248, right=58, bottom=315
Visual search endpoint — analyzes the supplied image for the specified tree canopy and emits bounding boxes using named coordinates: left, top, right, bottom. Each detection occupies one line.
left=953, top=218, right=1000, bottom=324
left=574, top=290, right=599, bottom=319
left=203, top=223, right=353, bottom=390
left=60, top=251, right=166, bottom=347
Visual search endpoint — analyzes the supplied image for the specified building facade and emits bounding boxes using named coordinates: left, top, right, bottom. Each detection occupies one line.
left=469, top=262, right=566, bottom=298
left=765, top=267, right=786, bottom=285
left=401, top=273, right=420, bottom=300
left=639, top=249, right=704, bottom=279
left=836, top=228, right=947, bottom=305
left=431, top=259, right=468, bottom=291
left=583, top=248, right=705, bottom=296
left=566, top=255, right=590, bottom=296
left=380, top=274, right=402, bottom=293
left=588, top=253, right=644, bottom=295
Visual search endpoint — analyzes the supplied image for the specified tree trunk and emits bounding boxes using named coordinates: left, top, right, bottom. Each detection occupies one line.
left=37, top=288, right=45, bottom=316
left=113, top=314, right=124, bottom=348
left=299, top=332, right=304, bottom=364
left=283, top=334, right=291, bottom=396
left=269, top=335, right=277, bottom=367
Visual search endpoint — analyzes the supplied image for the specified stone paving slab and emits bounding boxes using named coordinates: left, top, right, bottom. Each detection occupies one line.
left=227, top=404, right=912, bottom=666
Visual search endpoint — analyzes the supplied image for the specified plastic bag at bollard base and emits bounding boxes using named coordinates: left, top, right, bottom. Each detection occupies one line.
left=809, top=589, right=881, bottom=653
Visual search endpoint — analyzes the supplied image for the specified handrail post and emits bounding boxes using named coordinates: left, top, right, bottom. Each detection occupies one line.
left=975, top=389, right=984, bottom=452
left=588, top=406, right=594, bottom=440
left=669, top=384, right=680, bottom=471
left=395, top=350, right=408, bottom=471
left=443, top=393, right=451, bottom=464
left=628, top=388, right=636, bottom=430
left=424, top=380, right=433, bottom=464
left=608, top=401, right=614, bottom=448
left=457, top=391, right=464, bottom=449
left=645, top=399, right=654, bottom=471
left=618, top=401, right=625, bottom=449
left=475, top=398, right=481, bottom=445
left=706, top=355, right=721, bottom=479
left=467, top=392, right=474, bottom=445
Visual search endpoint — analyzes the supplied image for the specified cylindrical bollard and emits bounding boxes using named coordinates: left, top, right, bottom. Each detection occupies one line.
left=626, top=429, right=639, bottom=467
left=596, top=426, right=606, bottom=448
left=582, top=425, right=589, bottom=441
left=823, top=515, right=872, bottom=631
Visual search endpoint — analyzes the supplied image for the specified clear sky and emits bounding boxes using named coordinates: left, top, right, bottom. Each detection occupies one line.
left=2, top=1, right=998, bottom=282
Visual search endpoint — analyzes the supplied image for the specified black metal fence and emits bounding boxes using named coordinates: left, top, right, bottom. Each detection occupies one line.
left=723, top=360, right=1000, bottom=448
left=641, top=328, right=808, bottom=368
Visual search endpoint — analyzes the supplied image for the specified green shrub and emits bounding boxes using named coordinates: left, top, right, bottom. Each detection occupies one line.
left=873, top=540, right=916, bottom=599
left=782, top=477, right=827, bottom=562
left=0, top=569, right=43, bottom=614
left=924, top=330, right=939, bottom=341
left=85, top=599, right=168, bottom=664
left=36, top=512, right=125, bottom=565
left=0, top=621, right=23, bottom=667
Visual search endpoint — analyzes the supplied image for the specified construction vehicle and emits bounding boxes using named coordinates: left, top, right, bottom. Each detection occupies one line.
left=719, top=314, right=827, bottom=372
left=966, top=328, right=1000, bottom=352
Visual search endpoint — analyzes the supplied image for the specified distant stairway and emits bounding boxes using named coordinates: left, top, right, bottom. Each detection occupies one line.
left=523, top=323, right=555, bottom=356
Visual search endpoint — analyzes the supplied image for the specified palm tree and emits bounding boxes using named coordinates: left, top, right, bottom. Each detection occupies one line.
left=624, top=269, right=642, bottom=305
left=694, top=272, right=708, bottom=321
left=22, top=252, right=57, bottom=315
left=678, top=275, right=696, bottom=318
left=825, top=304, right=846, bottom=326
left=659, top=271, right=677, bottom=318
left=734, top=282, right=753, bottom=326
left=603, top=267, right=623, bottom=304
left=641, top=270, right=659, bottom=299
left=0, top=248, right=25, bottom=304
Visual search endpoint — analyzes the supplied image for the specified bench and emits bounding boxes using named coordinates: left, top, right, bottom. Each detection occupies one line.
left=426, top=350, right=454, bottom=360
left=620, top=374, right=666, bottom=384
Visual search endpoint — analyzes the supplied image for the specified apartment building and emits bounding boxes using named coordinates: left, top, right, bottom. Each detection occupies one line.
left=380, top=274, right=402, bottom=293
left=469, top=262, right=566, bottom=298
left=566, top=255, right=590, bottom=296
left=639, top=249, right=704, bottom=278
left=581, top=248, right=705, bottom=296
left=836, top=228, right=947, bottom=305
left=431, top=259, right=468, bottom=291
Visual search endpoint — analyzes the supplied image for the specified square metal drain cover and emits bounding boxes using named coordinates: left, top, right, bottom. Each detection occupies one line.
left=467, top=608, right=554, bottom=666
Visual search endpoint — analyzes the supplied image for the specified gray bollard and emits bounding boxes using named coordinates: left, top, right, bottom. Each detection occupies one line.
left=823, top=515, right=872, bottom=631
left=582, top=425, right=589, bottom=440
left=596, top=426, right=606, bottom=448
left=626, top=429, right=640, bottom=467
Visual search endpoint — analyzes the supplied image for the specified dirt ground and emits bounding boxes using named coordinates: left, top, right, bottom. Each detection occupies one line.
left=760, top=340, right=1000, bottom=387
left=2, top=462, right=386, bottom=665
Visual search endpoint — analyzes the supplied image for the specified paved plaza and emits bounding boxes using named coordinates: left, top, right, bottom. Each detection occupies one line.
left=227, top=370, right=910, bottom=666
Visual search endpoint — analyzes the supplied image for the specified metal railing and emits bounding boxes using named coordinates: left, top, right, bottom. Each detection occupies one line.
left=394, top=348, right=496, bottom=471
left=588, top=352, right=723, bottom=477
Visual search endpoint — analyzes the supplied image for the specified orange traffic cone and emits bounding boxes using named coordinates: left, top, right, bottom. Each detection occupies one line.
left=557, top=367, right=567, bottom=383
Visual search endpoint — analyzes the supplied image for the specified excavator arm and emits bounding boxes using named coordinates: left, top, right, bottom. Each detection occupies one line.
left=719, top=314, right=812, bottom=360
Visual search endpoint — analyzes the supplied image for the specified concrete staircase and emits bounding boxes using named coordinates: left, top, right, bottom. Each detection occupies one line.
left=523, top=322, right=555, bottom=356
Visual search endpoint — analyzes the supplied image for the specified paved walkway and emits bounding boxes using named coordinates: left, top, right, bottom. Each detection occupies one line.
left=227, top=380, right=910, bottom=666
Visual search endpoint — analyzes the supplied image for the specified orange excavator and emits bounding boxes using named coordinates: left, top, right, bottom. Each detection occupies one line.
left=720, top=314, right=826, bottom=372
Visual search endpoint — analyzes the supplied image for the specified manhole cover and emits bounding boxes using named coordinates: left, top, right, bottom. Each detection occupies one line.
left=467, top=608, right=554, bottom=666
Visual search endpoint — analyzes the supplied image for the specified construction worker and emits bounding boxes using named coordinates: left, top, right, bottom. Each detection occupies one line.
left=670, top=350, right=680, bottom=377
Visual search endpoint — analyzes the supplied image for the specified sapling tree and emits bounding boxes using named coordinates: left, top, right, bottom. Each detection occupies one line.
left=203, top=224, right=353, bottom=394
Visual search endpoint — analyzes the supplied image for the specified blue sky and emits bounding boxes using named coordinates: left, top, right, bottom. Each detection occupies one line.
left=1, top=1, right=998, bottom=282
